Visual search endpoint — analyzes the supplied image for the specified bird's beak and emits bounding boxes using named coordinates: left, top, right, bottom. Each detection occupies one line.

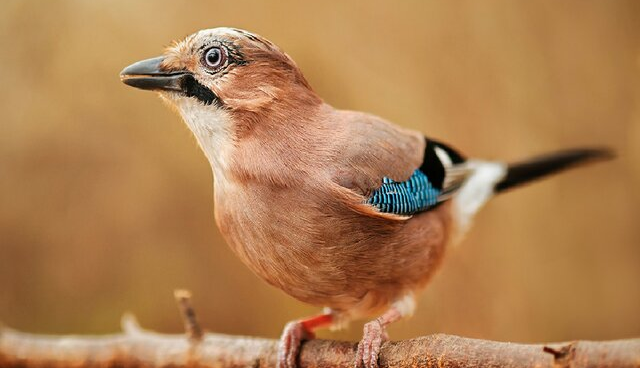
left=120, top=56, right=189, bottom=92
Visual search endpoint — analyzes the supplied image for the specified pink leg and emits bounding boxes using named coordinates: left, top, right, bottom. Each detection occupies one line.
left=354, top=307, right=403, bottom=368
left=278, top=313, right=333, bottom=368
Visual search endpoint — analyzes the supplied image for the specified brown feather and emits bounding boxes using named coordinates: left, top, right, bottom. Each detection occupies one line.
left=159, top=28, right=455, bottom=319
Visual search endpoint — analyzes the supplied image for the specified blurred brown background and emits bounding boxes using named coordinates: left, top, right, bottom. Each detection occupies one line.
left=1, top=0, right=639, bottom=343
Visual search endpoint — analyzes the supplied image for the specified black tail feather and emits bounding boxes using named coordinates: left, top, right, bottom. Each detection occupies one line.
left=494, top=148, right=614, bottom=193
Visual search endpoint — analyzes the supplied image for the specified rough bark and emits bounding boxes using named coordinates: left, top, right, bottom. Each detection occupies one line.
left=1, top=315, right=639, bottom=368
left=1, top=292, right=638, bottom=367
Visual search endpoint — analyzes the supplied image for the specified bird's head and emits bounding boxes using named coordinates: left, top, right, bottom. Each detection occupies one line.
left=120, top=28, right=322, bottom=167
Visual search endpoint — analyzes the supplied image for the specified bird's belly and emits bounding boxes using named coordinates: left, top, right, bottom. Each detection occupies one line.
left=214, top=188, right=453, bottom=315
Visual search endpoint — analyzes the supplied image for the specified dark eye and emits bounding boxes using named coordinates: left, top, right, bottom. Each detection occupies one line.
left=203, top=47, right=227, bottom=70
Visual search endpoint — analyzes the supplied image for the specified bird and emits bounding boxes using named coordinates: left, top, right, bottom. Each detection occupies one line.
left=120, top=27, right=611, bottom=368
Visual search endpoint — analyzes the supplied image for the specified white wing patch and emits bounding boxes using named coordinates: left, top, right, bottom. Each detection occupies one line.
left=434, top=146, right=453, bottom=168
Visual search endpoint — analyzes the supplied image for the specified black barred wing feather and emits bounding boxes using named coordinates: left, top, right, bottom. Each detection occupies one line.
left=366, top=169, right=441, bottom=215
left=366, top=137, right=468, bottom=216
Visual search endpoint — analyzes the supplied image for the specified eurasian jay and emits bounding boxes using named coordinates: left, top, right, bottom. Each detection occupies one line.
left=120, top=27, right=611, bottom=368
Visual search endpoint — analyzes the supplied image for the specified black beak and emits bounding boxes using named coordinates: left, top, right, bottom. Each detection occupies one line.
left=120, top=56, right=220, bottom=106
left=120, top=56, right=189, bottom=92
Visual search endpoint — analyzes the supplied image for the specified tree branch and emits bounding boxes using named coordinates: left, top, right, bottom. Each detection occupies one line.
left=173, top=289, right=203, bottom=342
left=1, top=292, right=638, bottom=368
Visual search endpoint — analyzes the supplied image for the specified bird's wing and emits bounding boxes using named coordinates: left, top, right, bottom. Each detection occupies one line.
left=330, top=111, right=468, bottom=219
left=364, top=138, right=469, bottom=215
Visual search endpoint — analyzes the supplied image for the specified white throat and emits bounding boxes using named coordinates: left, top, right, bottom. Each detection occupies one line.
left=173, top=97, right=235, bottom=182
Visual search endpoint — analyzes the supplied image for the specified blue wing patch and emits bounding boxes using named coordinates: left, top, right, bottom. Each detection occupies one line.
left=366, top=169, right=441, bottom=215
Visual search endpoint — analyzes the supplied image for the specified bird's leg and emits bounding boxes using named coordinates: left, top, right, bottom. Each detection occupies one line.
left=278, top=312, right=334, bottom=368
left=354, top=295, right=415, bottom=368
left=353, top=308, right=400, bottom=368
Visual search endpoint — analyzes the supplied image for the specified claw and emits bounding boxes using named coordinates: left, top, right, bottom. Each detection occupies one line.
left=277, top=313, right=335, bottom=368
left=354, top=320, right=388, bottom=368
left=277, top=320, right=313, bottom=368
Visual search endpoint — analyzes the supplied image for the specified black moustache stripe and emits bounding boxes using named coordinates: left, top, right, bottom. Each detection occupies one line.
left=181, top=74, right=222, bottom=107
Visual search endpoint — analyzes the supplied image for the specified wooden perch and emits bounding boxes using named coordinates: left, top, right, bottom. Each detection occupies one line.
left=1, top=292, right=638, bottom=368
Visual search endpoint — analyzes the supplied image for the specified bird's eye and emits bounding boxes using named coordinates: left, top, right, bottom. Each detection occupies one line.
left=203, top=47, right=227, bottom=70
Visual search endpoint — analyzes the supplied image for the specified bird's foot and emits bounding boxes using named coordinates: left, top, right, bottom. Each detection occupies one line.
left=354, top=319, right=389, bottom=368
left=277, top=320, right=314, bottom=368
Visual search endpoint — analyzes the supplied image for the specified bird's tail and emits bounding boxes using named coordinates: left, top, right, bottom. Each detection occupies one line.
left=450, top=147, right=613, bottom=241
left=494, top=148, right=613, bottom=193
